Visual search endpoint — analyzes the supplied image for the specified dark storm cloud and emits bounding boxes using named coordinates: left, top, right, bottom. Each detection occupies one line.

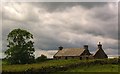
left=2, top=2, right=118, bottom=58
left=31, top=2, right=107, bottom=12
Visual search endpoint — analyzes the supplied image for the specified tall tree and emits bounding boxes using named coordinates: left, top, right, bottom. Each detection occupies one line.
left=5, top=28, right=35, bottom=64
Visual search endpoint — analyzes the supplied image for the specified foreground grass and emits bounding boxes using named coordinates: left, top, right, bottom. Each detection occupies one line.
left=65, top=64, right=118, bottom=72
left=2, top=59, right=119, bottom=72
left=2, top=59, right=83, bottom=72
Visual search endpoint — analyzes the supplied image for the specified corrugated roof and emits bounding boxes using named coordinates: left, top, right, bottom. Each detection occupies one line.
left=54, top=48, right=85, bottom=56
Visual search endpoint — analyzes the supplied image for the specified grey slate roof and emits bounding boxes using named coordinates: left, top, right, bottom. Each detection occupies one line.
left=54, top=48, right=85, bottom=57
left=94, top=49, right=104, bottom=56
left=93, top=48, right=108, bottom=58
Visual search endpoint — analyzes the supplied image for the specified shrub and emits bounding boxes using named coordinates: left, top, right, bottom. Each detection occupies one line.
left=36, top=54, right=47, bottom=62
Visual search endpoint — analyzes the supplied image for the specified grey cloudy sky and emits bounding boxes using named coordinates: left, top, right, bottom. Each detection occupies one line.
left=1, top=2, right=118, bottom=58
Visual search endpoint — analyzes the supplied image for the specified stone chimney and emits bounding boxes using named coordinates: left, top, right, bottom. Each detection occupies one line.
left=58, top=46, right=63, bottom=50
left=98, top=42, right=102, bottom=49
left=84, top=45, right=88, bottom=50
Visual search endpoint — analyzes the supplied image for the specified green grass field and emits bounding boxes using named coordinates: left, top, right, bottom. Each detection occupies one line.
left=2, top=59, right=83, bottom=72
left=2, top=59, right=119, bottom=72
left=65, top=64, right=118, bottom=72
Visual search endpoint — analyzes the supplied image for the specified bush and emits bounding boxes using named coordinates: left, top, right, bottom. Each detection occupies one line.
left=108, top=58, right=118, bottom=64
left=36, top=54, right=47, bottom=62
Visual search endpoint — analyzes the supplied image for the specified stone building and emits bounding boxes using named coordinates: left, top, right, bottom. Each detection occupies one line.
left=93, top=42, right=108, bottom=59
left=53, top=42, right=108, bottom=60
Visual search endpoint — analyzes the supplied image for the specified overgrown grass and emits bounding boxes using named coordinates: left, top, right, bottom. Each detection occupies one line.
left=2, top=58, right=119, bottom=72
left=2, top=59, right=83, bottom=72
left=64, top=64, right=118, bottom=72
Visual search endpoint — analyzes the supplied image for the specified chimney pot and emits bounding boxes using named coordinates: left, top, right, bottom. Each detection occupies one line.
left=84, top=45, right=88, bottom=50
left=98, top=42, right=102, bottom=49
left=59, top=46, right=63, bottom=50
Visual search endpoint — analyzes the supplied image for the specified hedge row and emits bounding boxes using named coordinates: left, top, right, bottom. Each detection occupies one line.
left=25, top=58, right=118, bottom=72
left=2, top=58, right=119, bottom=73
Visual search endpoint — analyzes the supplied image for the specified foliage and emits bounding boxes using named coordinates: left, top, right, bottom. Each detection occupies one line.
left=5, top=28, right=35, bottom=64
left=2, top=58, right=10, bottom=65
left=36, top=54, right=47, bottom=62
